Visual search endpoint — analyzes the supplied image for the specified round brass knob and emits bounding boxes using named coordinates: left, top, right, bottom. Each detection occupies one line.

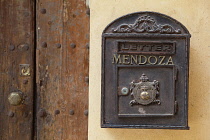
left=8, top=92, right=23, bottom=106
left=140, top=91, right=150, bottom=100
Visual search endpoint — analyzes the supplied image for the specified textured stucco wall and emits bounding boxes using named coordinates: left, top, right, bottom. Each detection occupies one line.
left=89, top=0, right=210, bottom=139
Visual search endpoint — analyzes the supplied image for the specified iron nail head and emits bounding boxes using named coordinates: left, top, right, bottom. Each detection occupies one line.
left=41, top=42, right=47, bottom=48
left=8, top=111, right=14, bottom=117
left=69, top=110, right=74, bottom=115
left=41, top=9, right=46, bottom=14
left=9, top=45, right=15, bottom=51
left=56, top=43, right=61, bottom=48
left=70, top=43, right=76, bottom=48
left=84, top=110, right=88, bottom=116
left=55, top=110, right=60, bottom=115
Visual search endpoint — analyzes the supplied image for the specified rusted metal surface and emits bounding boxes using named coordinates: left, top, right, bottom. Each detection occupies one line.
left=101, top=12, right=190, bottom=129
left=36, top=0, right=89, bottom=139
left=0, top=0, right=35, bottom=139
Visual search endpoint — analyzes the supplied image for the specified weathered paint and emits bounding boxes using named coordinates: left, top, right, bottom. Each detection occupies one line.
left=89, top=0, right=210, bottom=139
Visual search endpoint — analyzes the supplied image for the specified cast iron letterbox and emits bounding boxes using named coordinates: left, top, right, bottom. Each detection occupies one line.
left=101, top=12, right=191, bottom=129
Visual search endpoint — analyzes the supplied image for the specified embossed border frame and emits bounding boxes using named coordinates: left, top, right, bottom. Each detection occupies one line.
left=116, top=65, right=176, bottom=117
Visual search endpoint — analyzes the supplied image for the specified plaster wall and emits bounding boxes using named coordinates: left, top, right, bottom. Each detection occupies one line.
left=89, top=0, right=210, bottom=139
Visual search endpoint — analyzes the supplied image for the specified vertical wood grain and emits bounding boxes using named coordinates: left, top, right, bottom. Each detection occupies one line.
left=0, top=0, right=35, bottom=139
left=36, top=0, right=89, bottom=139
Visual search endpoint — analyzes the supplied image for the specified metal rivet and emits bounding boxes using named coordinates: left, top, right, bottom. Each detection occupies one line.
left=40, top=9, right=46, bottom=14
left=23, top=79, right=28, bottom=84
left=55, top=110, right=60, bottom=115
left=56, top=43, right=61, bottom=48
left=18, top=44, right=29, bottom=51
left=86, top=43, right=89, bottom=49
left=38, top=109, right=47, bottom=118
left=69, top=110, right=74, bottom=115
left=8, top=92, right=24, bottom=106
left=48, top=21, right=52, bottom=25
left=70, top=43, right=76, bottom=48
left=41, top=42, right=47, bottom=48
left=121, top=87, right=129, bottom=95
left=8, top=111, right=14, bottom=117
left=85, top=77, right=89, bottom=83
left=9, top=45, right=15, bottom=51
left=84, top=110, right=88, bottom=116
left=86, top=8, right=90, bottom=16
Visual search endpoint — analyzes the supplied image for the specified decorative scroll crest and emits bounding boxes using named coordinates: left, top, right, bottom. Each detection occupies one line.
left=129, top=73, right=160, bottom=106
left=112, top=15, right=181, bottom=34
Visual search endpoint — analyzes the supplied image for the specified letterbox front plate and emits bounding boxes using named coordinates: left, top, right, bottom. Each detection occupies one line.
left=101, top=12, right=190, bottom=129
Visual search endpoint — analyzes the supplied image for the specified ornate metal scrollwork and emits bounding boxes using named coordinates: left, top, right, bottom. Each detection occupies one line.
left=129, top=73, right=160, bottom=106
left=112, top=15, right=181, bottom=34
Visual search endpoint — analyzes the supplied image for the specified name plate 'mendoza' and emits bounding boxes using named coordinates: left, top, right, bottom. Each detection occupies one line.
left=112, top=54, right=173, bottom=65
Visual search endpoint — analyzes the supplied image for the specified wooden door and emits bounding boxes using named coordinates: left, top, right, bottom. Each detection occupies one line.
left=36, top=0, right=89, bottom=139
left=0, top=0, right=35, bottom=139
left=0, top=0, right=89, bottom=139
